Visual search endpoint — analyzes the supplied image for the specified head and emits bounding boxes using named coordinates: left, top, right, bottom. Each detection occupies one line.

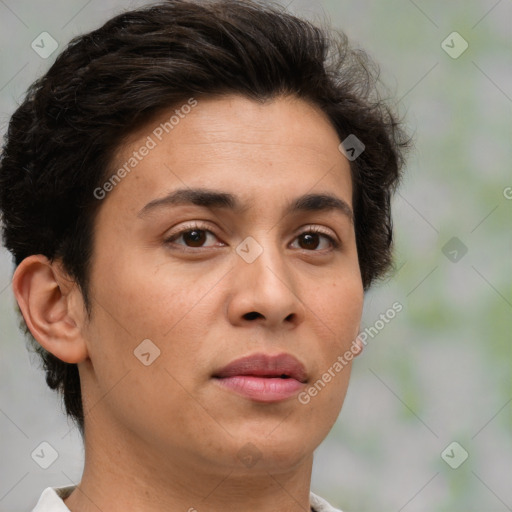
left=0, top=0, right=408, bottom=461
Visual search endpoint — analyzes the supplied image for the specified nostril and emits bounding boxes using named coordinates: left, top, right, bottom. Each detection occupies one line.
left=244, top=311, right=262, bottom=320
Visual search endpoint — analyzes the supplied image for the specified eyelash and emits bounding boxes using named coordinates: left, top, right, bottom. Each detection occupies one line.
left=164, top=222, right=340, bottom=252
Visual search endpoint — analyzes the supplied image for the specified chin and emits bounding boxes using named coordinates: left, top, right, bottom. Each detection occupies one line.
left=227, top=428, right=319, bottom=472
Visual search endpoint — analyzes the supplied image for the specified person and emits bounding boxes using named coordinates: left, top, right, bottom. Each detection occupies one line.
left=0, top=1, right=409, bottom=510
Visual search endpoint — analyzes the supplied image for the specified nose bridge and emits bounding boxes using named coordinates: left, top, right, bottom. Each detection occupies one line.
left=229, top=231, right=304, bottom=326
left=237, top=231, right=290, bottom=288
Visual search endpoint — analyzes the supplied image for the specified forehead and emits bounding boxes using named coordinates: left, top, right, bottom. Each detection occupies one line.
left=103, top=94, right=353, bottom=217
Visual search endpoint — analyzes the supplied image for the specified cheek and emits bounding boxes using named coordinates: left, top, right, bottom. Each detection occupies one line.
left=88, top=252, right=222, bottom=378
left=313, top=276, right=364, bottom=346
left=82, top=256, right=208, bottom=428
left=91, top=249, right=189, bottom=336
left=302, top=277, right=362, bottom=412
left=297, top=283, right=362, bottom=432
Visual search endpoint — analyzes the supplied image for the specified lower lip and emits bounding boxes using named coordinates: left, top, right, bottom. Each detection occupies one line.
left=214, top=376, right=305, bottom=402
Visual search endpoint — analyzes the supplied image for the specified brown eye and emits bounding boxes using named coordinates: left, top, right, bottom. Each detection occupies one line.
left=298, top=232, right=321, bottom=250
left=165, top=223, right=339, bottom=252
left=291, top=228, right=339, bottom=251
left=165, top=223, right=223, bottom=249
left=182, top=229, right=208, bottom=247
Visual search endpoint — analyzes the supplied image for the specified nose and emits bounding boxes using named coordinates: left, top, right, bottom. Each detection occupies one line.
left=226, top=239, right=306, bottom=330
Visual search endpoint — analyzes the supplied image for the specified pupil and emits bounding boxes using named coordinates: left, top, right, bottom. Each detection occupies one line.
left=185, top=229, right=206, bottom=247
left=301, top=233, right=319, bottom=250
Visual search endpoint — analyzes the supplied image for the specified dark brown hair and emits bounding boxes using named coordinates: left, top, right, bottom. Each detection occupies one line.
left=0, top=0, right=409, bottom=437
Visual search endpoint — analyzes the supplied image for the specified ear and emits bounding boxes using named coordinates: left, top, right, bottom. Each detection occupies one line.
left=12, top=255, right=89, bottom=364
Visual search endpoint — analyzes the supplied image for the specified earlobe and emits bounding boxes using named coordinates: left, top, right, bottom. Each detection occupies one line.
left=12, top=255, right=89, bottom=364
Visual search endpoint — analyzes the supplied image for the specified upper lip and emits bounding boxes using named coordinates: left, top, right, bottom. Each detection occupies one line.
left=212, top=353, right=308, bottom=383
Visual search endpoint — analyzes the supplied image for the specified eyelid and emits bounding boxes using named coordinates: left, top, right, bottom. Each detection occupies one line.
left=164, top=221, right=340, bottom=250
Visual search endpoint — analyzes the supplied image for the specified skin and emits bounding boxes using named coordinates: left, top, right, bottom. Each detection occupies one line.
left=13, top=94, right=364, bottom=512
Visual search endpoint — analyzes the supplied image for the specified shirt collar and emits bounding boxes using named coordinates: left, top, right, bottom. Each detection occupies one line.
left=32, top=486, right=342, bottom=512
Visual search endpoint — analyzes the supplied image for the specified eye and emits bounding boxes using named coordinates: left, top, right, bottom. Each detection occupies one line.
left=164, top=223, right=339, bottom=251
left=164, top=222, right=224, bottom=248
left=290, top=227, right=340, bottom=251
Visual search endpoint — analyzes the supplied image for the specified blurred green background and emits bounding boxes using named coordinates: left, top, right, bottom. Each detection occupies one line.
left=0, top=1, right=511, bottom=511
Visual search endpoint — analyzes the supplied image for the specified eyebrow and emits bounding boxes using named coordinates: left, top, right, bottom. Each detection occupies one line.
left=137, top=187, right=354, bottom=223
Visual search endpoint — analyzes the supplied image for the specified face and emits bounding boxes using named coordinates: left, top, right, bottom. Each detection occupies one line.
left=80, top=94, right=364, bottom=476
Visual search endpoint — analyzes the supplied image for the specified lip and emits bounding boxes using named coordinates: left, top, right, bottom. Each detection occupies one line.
left=212, top=352, right=308, bottom=403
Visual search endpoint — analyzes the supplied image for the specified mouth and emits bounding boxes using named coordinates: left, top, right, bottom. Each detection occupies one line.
left=212, top=352, right=308, bottom=402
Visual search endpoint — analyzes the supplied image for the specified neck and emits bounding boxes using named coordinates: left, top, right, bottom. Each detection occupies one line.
left=63, top=415, right=315, bottom=512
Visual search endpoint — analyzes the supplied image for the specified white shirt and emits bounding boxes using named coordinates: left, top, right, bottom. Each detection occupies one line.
left=31, top=485, right=343, bottom=512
